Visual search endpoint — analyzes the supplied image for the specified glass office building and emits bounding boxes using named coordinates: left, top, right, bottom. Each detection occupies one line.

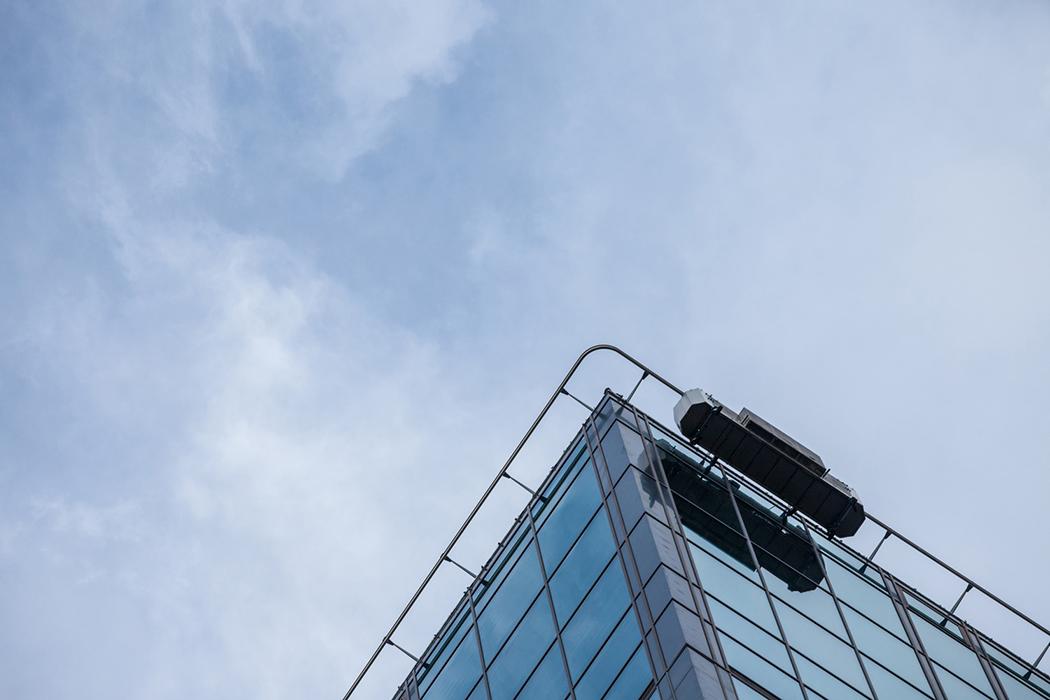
left=382, top=390, right=1050, bottom=700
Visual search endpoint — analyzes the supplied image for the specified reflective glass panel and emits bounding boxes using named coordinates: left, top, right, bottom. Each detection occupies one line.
left=936, top=666, right=992, bottom=700
left=719, top=633, right=805, bottom=700
left=689, top=543, right=781, bottom=639
left=561, top=560, right=630, bottom=680
left=574, top=610, right=642, bottom=699
left=537, top=465, right=601, bottom=572
left=603, top=644, right=654, bottom=700
left=910, top=614, right=994, bottom=698
left=862, top=657, right=932, bottom=699
left=423, top=632, right=483, bottom=700
left=773, top=601, right=870, bottom=697
left=534, top=440, right=588, bottom=521
left=417, top=607, right=473, bottom=695
left=516, top=642, right=568, bottom=700
left=732, top=681, right=770, bottom=700
left=477, top=542, right=543, bottom=661
left=822, top=558, right=908, bottom=643
left=486, top=596, right=555, bottom=700
left=843, top=607, right=932, bottom=694
left=794, top=652, right=868, bottom=699
left=549, top=508, right=616, bottom=622
left=708, top=598, right=794, bottom=676
left=473, top=522, right=531, bottom=613
left=998, top=669, right=1050, bottom=700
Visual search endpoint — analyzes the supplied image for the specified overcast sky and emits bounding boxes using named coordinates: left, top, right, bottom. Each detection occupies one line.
left=3, top=1, right=1050, bottom=698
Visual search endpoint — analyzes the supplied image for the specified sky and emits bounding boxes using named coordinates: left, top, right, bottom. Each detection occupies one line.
left=2, top=1, right=1050, bottom=698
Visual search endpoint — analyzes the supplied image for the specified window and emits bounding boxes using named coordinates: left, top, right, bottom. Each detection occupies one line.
left=487, top=596, right=556, bottom=699
left=561, top=559, right=631, bottom=680
left=549, top=508, right=616, bottom=622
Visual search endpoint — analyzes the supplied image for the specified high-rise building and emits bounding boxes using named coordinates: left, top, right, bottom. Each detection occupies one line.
left=345, top=351, right=1050, bottom=700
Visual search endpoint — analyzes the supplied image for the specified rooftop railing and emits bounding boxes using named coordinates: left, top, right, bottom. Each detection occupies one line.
left=342, top=344, right=1050, bottom=698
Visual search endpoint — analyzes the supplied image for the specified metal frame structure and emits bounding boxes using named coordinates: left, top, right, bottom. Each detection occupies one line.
left=342, top=344, right=1050, bottom=698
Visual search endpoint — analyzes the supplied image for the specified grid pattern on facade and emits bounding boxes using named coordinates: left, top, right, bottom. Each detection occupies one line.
left=390, top=392, right=1050, bottom=700
left=392, top=433, right=658, bottom=700
left=349, top=346, right=1050, bottom=700
left=616, top=393, right=1050, bottom=700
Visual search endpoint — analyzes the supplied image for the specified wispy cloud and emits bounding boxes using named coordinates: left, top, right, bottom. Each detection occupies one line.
left=3, top=0, right=1050, bottom=698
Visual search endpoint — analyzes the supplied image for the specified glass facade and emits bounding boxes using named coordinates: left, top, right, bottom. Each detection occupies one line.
left=391, top=393, right=1050, bottom=700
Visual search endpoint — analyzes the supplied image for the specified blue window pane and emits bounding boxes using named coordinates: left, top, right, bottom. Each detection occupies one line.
left=603, top=644, right=654, bottom=700
left=862, top=659, right=932, bottom=700
left=910, top=615, right=994, bottom=698
left=549, top=509, right=616, bottom=622
left=841, top=606, right=931, bottom=693
left=533, top=444, right=589, bottom=526
left=575, top=610, right=642, bottom=699
left=487, top=596, right=555, bottom=700
left=517, top=642, right=569, bottom=700
left=936, top=665, right=993, bottom=700
left=773, top=600, right=870, bottom=697
left=794, top=652, right=868, bottom=699
left=719, top=633, right=805, bottom=700
left=417, top=607, right=473, bottom=695
left=689, top=543, right=782, bottom=640
left=477, top=542, right=543, bottom=661
left=423, top=632, right=483, bottom=700
left=562, top=560, right=630, bottom=680
left=821, top=557, right=905, bottom=642
left=538, top=466, right=602, bottom=572
left=708, top=598, right=794, bottom=676
left=997, top=669, right=1049, bottom=700
left=465, top=680, right=486, bottom=700
left=760, top=557, right=843, bottom=635
left=474, top=522, right=531, bottom=613
left=684, top=531, right=760, bottom=587
left=732, top=681, right=770, bottom=700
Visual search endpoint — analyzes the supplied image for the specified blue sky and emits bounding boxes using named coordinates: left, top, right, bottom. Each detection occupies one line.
left=2, top=1, right=1050, bottom=698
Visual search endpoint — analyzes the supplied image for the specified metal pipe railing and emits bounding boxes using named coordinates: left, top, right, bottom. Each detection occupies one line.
left=341, top=343, right=1050, bottom=697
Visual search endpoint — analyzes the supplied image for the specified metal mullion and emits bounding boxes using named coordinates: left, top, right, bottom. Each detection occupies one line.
left=802, top=520, right=879, bottom=700
left=880, top=568, right=948, bottom=700
left=631, top=407, right=738, bottom=688
left=704, top=583, right=875, bottom=699
left=691, top=529, right=920, bottom=695
left=718, top=464, right=810, bottom=700
left=524, top=508, right=577, bottom=700
left=582, top=417, right=676, bottom=700
left=964, top=623, right=1009, bottom=700
left=464, top=585, right=494, bottom=700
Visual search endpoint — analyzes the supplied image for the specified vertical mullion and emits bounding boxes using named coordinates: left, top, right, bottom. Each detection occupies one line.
left=717, top=463, right=811, bottom=699
left=630, top=407, right=739, bottom=697
left=800, top=520, right=879, bottom=699
left=524, top=507, right=577, bottom=700
left=880, top=568, right=948, bottom=700
left=582, top=415, right=678, bottom=700
left=464, top=588, right=493, bottom=699
left=964, top=624, right=1009, bottom=700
